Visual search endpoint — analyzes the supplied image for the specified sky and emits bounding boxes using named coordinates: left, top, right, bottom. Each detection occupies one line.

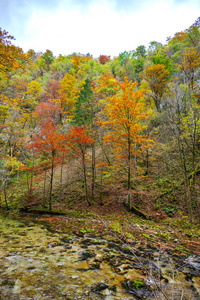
left=1, top=0, right=200, bottom=58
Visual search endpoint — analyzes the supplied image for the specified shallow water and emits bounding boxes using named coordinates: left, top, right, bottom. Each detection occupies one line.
left=0, top=212, right=199, bottom=299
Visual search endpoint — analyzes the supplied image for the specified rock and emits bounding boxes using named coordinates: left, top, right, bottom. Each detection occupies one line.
left=26, top=265, right=36, bottom=270
left=186, top=256, right=200, bottom=271
left=90, top=261, right=101, bottom=269
left=78, top=250, right=96, bottom=260
left=79, top=238, right=92, bottom=246
left=63, top=244, right=72, bottom=249
left=123, top=279, right=154, bottom=298
left=48, top=241, right=63, bottom=248
left=91, top=281, right=109, bottom=293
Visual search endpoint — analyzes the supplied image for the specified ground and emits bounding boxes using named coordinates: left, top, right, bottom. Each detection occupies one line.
left=14, top=191, right=200, bottom=257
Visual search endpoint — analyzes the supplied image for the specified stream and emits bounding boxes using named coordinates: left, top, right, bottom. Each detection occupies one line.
left=0, top=211, right=200, bottom=300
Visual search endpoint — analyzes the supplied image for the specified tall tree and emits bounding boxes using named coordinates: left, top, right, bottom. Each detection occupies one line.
left=27, top=101, right=64, bottom=211
left=162, top=84, right=200, bottom=222
left=140, top=64, right=171, bottom=112
left=72, top=78, right=94, bottom=126
left=28, top=120, right=64, bottom=211
left=72, top=78, right=98, bottom=201
left=0, top=28, right=27, bottom=76
left=59, top=73, right=80, bottom=121
left=67, top=126, right=94, bottom=206
left=178, top=47, right=200, bottom=103
left=101, top=77, right=152, bottom=210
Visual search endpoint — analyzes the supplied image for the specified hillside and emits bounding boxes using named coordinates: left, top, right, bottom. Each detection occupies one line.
left=0, top=18, right=200, bottom=226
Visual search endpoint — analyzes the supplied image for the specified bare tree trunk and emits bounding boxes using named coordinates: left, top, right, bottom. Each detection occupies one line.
left=127, top=130, right=131, bottom=211
left=145, top=149, right=149, bottom=175
left=91, top=144, right=96, bottom=202
left=99, top=168, right=103, bottom=206
left=184, top=180, right=193, bottom=223
left=43, top=171, right=47, bottom=208
left=82, top=149, right=91, bottom=206
left=59, top=158, right=64, bottom=202
left=49, top=151, right=55, bottom=212
left=30, top=153, right=35, bottom=194
left=98, top=137, right=111, bottom=165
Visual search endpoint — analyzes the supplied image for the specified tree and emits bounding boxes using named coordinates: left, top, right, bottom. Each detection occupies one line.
left=59, top=73, right=80, bottom=121
left=0, top=104, right=9, bottom=133
left=96, top=74, right=119, bottom=98
left=67, top=126, right=94, bottom=206
left=0, top=156, right=23, bottom=209
left=25, top=80, right=42, bottom=110
left=0, top=28, right=27, bottom=76
left=98, top=55, right=110, bottom=65
left=148, top=41, right=163, bottom=56
left=72, top=78, right=99, bottom=202
left=178, top=47, right=200, bottom=103
left=28, top=120, right=65, bottom=211
left=140, top=64, right=171, bottom=112
left=27, top=49, right=37, bottom=60
left=185, top=17, right=200, bottom=48
left=43, top=79, right=61, bottom=101
left=35, top=100, right=61, bottom=125
left=117, top=51, right=131, bottom=65
left=100, top=77, right=152, bottom=210
left=42, top=49, right=54, bottom=70
left=150, top=54, right=175, bottom=76
left=72, top=78, right=94, bottom=126
left=161, top=85, right=200, bottom=222
left=27, top=101, right=64, bottom=211
left=72, top=54, right=81, bottom=73
left=133, top=45, right=147, bottom=59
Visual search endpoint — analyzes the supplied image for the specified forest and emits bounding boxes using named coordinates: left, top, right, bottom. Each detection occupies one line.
left=0, top=17, right=200, bottom=225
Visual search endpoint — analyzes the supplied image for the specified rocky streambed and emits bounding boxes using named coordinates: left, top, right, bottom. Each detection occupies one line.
left=0, top=211, right=200, bottom=299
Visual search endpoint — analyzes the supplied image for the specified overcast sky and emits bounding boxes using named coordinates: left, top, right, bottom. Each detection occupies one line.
left=1, top=0, right=200, bottom=58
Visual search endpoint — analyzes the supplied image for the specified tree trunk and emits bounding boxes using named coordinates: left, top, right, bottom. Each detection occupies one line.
left=99, top=168, right=103, bottom=206
left=43, top=171, right=47, bottom=208
left=30, top=153, right=35, bottom=194
left=127, top=130, right=131, bottom=211
left=49, top=151, right=55, bottom=212
left=4, top=184, right=9, bottom=210
left=91, top=144, right=96, bottom=202
left=82, top=149, right=91, bottom=206
left=98, top=137, right=111, bottom=165
left=184, top=180, right=193, bottom=223
left=145, top=149, right=149, bottom=175
left=59, top=159, right=64, bottom=202
left=123, top=202, right=149, bottom=219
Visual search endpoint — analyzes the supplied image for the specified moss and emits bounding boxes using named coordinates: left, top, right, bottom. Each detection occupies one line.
left=132, top=280, right=144, bottom=289
left=142, top=234, right=151, bottom=239
left=161, top=233, right=169, bottom=239
left=125, top=232, right=135, bottom=240
left=110, top=221, right=121, bottom=233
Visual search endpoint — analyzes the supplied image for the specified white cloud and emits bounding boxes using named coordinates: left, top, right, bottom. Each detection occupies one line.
left=18, top=0, right=200, bottom=57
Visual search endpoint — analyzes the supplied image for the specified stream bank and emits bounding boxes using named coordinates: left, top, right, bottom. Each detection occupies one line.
left=0, top=211, right=200, bottom=299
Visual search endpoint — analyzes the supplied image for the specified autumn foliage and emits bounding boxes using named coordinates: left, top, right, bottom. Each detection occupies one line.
left=98, top=55, right=110, bottom=65
left=0, top=28, right=27, bottom=75
left=67, top=126, right=94, bottom=205
left=101, top=77, right=153, bottom=209
left=1, top=19, right=200, bottom=222
left=140, top=64, right=170, bottom=111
